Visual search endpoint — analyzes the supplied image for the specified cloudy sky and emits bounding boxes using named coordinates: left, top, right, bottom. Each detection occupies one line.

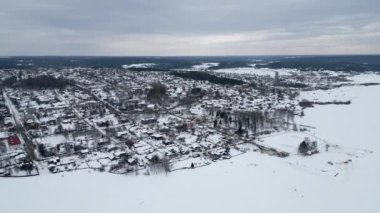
left=0, top=0, right=379, bottom=56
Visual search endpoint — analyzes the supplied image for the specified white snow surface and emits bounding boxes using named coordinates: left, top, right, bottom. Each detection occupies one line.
left=213, top=67, right=297, bottom=77
left=1, top=74, right=380, bottom=213
left=122, top=63, right=155, bottom=69
left=299, top=73, right=380, bottom=102
left=348, top=73, right=380, bottom=83
left=191, top=62, right=219, bottom=70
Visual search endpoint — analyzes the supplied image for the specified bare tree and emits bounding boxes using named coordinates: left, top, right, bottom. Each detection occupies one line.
left=149, top=154, right=172, bottom=175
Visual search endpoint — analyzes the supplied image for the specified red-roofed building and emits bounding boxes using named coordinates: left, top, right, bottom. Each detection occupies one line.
left=8, top=135, right=21, bottom=146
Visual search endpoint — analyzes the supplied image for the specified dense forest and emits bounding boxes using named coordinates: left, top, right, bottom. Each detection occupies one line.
left=1, top=75, right=71, bottom=89
left=170, top=71, right=245, bottom=86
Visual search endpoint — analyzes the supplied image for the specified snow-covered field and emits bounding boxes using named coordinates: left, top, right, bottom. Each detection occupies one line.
left=191, top=62, right=219, bottom=71
left=177, top=62, right=219, bottom=71
left=299, top=74, right=380, bottom=102
left=122, top=63, right=155, bottom=69
left=1, top=74, right=380, bottom=213
left=213, top=67, right=297, bottom=77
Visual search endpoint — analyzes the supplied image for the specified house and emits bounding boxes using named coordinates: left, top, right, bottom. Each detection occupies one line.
left=151, top=134, right=164, bottom=140
left=127, top=158, right=137, bottom=165
left=4, top=117, right=14, bottom=127
left=141, top=118, right=157, bottom=125
left=8, top=135, right=21, bottom=146
left=97, top=138, right=110, bottom=147
left=24, top=114, right=39, bottom=129
left=120, top=99, right=139, bottom=111
left=116, top=130, right=128, bottom=138
left=163, top=140, right=174, bottom=146
left=113, top=150, right=128, bottom=159
left=80, top=149, right=89, bottom=156
left=0, top=131, right=8, bottom=140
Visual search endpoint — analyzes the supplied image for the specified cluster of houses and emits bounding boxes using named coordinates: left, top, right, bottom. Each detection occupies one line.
left=0, top=66, right=354, bottom=177
left=0, top=88, right=33, bottom=176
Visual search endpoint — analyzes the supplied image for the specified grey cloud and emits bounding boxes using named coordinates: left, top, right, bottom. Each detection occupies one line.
left=0, top=0, right=379, bottom=55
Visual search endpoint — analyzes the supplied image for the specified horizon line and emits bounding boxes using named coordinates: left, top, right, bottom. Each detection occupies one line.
left=1, top=53, right=380, bottom=58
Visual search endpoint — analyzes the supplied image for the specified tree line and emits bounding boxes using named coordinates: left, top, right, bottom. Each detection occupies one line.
left=208, top=108, right=295, bottom=136
left=170, top=71, right=245, bottom=86
left=1, top=75, right=72, bottom=89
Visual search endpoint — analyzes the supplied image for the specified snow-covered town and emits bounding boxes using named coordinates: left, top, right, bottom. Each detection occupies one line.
left=2, top=0, right=380, bottom=212
left=1, top=65, right=378, bottom=178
